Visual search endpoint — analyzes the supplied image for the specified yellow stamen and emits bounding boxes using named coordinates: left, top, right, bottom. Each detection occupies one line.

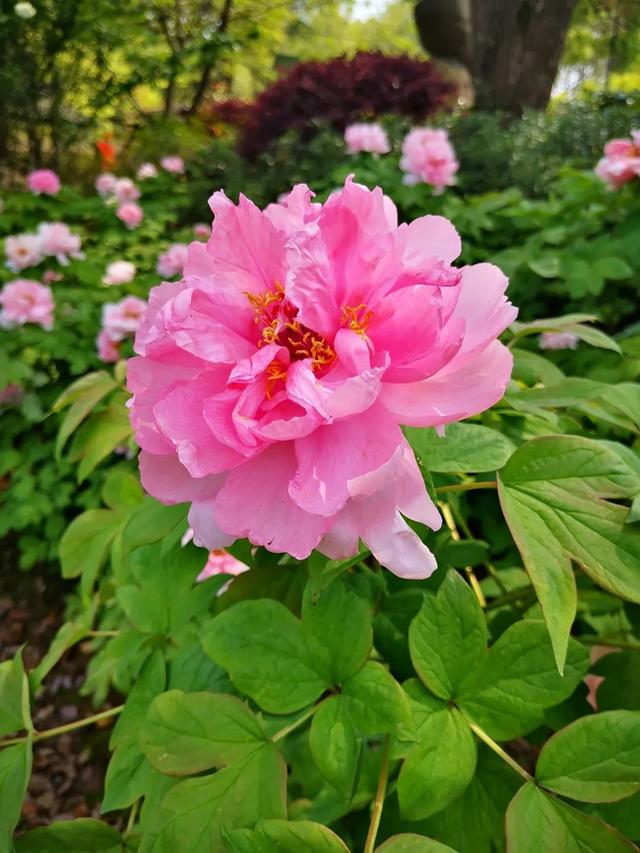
left=341, top=303, right=373, bottom=336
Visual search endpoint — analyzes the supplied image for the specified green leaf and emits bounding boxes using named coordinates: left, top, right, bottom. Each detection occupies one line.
left=341, top=662, right=413, bottom=740
left=141, top=690, right=266, bottom=776
left=592, top=653, right=640, bottom=711
left=375, top=835, right=458, bottom=852
left=409, top=571, right=488, bottom=700
left=498, top=435, right=640, bottom=671
left=308, top=696, right=362, bottom=799
left=302, top=577, right=373, bottom=683
left=30, top=611, right=95, bottom=689
left=59, top=508, right=125, bottom=582
left=458, top=620, right=588, bottom=740
left=202, top=599, right=330, bottom=713
left=536, top=711, right=640, bottom=802
left=54, top=370, right=117, bottom=458
left=405, top=423, right=515, bottom=473
left=0, top=741, right=32, bottom=849
left=139, top=744, right=287, bottom=853
left=14, top=819, right=122, bottom=852
left=224, top=819, right=350, bottom=852
left=567, top=324, right=621, bottom=354
left=510, top=313, right=597, bottom=337
left=528, top=254, right=561, bottom=278
left=101, top=469, right=144, bottom=509
left=595, top=257, right=633, bottom=281
left=307, top=550, right=369, bottom=594
left=69, top=397, right=132, bottom=482
left=398, top=706, right=476, bottom=820
left=121, top=499, right=187, bottom=556
left=505, top=782, right=636, bottom=852
left=0, top=651, right=31, bottom=737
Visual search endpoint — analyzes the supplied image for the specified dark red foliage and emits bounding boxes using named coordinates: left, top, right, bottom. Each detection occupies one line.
left=206, top=98, right=252, bottom=127
left=236, top=51, right=452, bottom=160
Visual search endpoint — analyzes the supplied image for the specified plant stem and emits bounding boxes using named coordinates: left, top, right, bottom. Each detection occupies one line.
left=364, top=736, right=390, bottom=853
left=465, top=719, right=533, bottom=783
left=125, top=798, right=140, bottom=836
left=579, top=635, right=640, bottom=651
left=271, top=702, right=323, bottom=742
left=440, top=502, right=486, bottom=608
left=0, top=704, right=124, bottom=749
left=484, top=586, right=536, bottom=611
left=435, top=481, right=497, bottom=495
left=87, top=630, right=120, bottom=638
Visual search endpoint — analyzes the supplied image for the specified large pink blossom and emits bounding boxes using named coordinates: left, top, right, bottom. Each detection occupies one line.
left=160, top=156, right=185, bottom=174
left=0, top=279, right=54, bottom=329
left=103, top=260, right=136, bottom=286
left=116, top=202, right=143, bottom=229
left=156, top=243, right=189, bottom=278
left=400, top=127, right=459, bottom=194
left=27, top=169, right=61, bottom=196
left=128, top=178, right=516, bottom=579
left=114, top=178, right=140, bottom=204
left=96, top=173, right=118, bottom=197
left=5, top=234, right=43, bottom=272
left=344, top=123, right=391, bottom=155
left=96, top=329, right=121, bottom=362
left=102, top=295, right=147, bottom=342
left=595, top=132, right=640, bottom=189
left=37, top=222, right=83, bottom=265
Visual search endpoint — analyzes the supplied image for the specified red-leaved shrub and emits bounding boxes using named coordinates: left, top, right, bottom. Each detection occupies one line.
left=234, top=52, right=452, bottom=160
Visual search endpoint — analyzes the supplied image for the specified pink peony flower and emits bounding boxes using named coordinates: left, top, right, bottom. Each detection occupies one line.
left=103, top=260, right=136, bottom=286
left=156, top=243, right=189, bottom=278
left=27, top=169, right=61, bottom=196
left=344, top=122, right=391, bottom=155
left=197, top=548, right=250, bottom=582
left=37, top=222, right=83, bottom=265
left=0, top=383, right=24, bottom=406
left=137, top=162, right=158, bottom=180
left=539, top=331, right=579, bottom=350
left=128, top=178, right=516, bottom=579
left=96, top=173, right=118, bottom=197
left=96, top=328, right=121, bottom=362
left=114, top=178, right=140, bottom=204
left=102, top=295, right=147, bottom=342
left=42, top=269, right=63, bottom=284
left=0, top=279, right=54, bottom=329
left=193, top=223, right=211, bottom=240
left=400, top=127, right=459, bottom=194
left=596, top=132, right=640, bottom=189
left=116, top=202, right=143, bottom=229
left=160, top=156, right=185, bottom=174
left=5, top=233, right=43, bottom=272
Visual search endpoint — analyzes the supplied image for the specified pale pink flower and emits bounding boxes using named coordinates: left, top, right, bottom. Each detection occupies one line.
left=114, top=178, right=140, bottom=204
left=103, top=260, right=136, bottom=286
left=5, top=233, right=43, bottom=272
left=344, top=122, right=391, bottom=155
left=42, top=269, right=63, bottom=284
left=37, top=222, right=83, bottom=265
left=197, top=548, right=250, bottom=582
left=102, top=295, right=147, bottom=342
left=137, top=162, right=158, bottom=180
left=160, top=156, right=185, bottom=174
left=96, top=328, right=121, bottom=362
left=128, top=178, right=516, bottom=579
left=116, top=202, right=143, bottom=229
left=596, top=133, right=640, bottom=189
left=400, top=127, right=459, bottom=194
left=0, top=383, right=24, bottom=406
left=27, top=169, right=61, bottom=196
left=0, top=279, right=54, bottom=329
left=539, top=331, right=579, bottom=350
left=156, top=243, right=189, bottom=278
left=96, top=173, right=118, bottom=197
left=193, top=223, right=211, bottom=240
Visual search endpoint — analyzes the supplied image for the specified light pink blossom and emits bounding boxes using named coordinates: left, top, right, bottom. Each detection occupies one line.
left=102, top=295, right=147, bottom=342
left=400, top=127, right=459, bottom=194
left=156, top=243, right=189, bottom=278
left=27, top=169, right=61, bottom=196
left=193, top=223, right=211, bottom=240
left=128, top=178, right=516, bottom=579
left=37, top=222, right=83, bottom=265
left=42, top=269, right=63, bottom=284
left=539, top=331, right=579, bottom=350
left=197, top=548, right=250, bottom=582
left=0, top=279, right=54, bottom=329
left=137, top=162, right=158, bottom=180
left=0, top=383, right=24, bottom=406
left=114, top=178, right=140, bottom=204
left=5, top=234, right=43, bottom=272
left=116, top=202, right=143, bottom=229
left=96, top=173, right=118, bottom=197
left=96, top=328, right=121, bottom=362
left=596, top=132, right=640, bottom=189
left=103, top=260, right=136, bottom=286
left=160, top=156, right=185, bottom=174
left=344, top=122, right=391, bottom=155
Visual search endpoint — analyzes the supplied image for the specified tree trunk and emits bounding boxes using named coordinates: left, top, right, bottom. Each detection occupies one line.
left=414, top=0, right=578, bottom=114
